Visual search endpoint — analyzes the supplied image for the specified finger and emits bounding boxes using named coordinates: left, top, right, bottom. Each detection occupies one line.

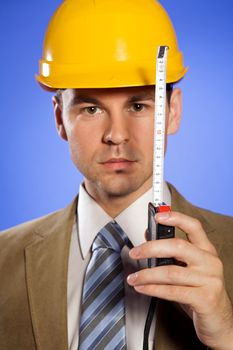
left=132, top=284, right=196, bottom=305
left=127, top=265, right=207, bottom=287
left=129, top=238, right=216, bottom=267
left=132, top=281, right=227, bottom=316
left=155, top=211, right=217, bottom=254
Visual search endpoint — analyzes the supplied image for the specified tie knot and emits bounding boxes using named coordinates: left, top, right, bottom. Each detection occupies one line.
left=92, top=221, right=129, bottom=253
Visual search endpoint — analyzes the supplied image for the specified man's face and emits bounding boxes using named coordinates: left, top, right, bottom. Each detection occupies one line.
left=53, top=86, right=181, bottom=201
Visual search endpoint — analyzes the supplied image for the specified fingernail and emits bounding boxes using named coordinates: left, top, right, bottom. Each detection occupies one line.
left=134, top=285, right=145, bottom=291
left=155, top=212, right=171, bottom=221
left=129, top=246, right=141, bottom=258
left=127, top=273, right=138, bottom=285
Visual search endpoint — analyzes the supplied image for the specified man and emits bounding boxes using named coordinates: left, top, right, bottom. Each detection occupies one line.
left=0, top=0, right=233, bottom=349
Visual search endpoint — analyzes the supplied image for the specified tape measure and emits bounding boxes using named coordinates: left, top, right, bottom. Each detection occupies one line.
left=144, top=48, right=175, bottom=350
left=153, top=46, right=169, bottom=206
left=144, top=47, right=175, bottom=350
left=147, top=44, right=175, bottom=266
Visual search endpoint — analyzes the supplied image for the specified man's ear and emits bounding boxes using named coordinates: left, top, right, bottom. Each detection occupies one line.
left=166, top=88, right=182, bottom=135
left=52, top=96, right=68, bottom=141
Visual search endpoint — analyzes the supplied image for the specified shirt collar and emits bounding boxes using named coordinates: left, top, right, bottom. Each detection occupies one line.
left=78, top=183, right=171, bottom=258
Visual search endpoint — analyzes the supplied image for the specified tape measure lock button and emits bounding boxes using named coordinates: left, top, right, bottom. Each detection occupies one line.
left=157, top=205, right=171, bottom=213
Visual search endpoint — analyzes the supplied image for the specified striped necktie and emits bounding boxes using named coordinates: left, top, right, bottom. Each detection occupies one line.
left=79, top=221, right=130, bottom=350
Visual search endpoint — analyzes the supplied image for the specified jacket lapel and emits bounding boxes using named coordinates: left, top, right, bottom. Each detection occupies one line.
left=25, top=198, right=77, bottom=350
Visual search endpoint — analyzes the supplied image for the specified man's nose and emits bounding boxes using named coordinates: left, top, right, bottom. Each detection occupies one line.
left=103, top=112, right=130, bottom=145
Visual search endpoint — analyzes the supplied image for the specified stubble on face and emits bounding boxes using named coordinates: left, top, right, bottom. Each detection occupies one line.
left=86, top=154, right=153, bottom=201
left=72, top=139, right=153, bottom=204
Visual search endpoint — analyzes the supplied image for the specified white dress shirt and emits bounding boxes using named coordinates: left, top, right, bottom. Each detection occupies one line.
left=68, top=183, right=171, bottom=350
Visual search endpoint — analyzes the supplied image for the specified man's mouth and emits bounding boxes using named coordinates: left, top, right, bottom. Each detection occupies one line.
left=100, top=158, right=136, bottom=171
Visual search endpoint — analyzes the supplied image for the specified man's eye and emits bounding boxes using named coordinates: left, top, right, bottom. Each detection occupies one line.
left=132, top=103, right=144, bottom=112
left=85, top=106, right=100, bottom=114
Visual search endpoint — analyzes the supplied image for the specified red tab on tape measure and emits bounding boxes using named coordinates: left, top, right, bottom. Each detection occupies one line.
left=158, top=205, right=171, bottom=213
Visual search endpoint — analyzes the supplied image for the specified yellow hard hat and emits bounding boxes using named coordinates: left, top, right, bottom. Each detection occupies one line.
left=36, top=0, right=187, bottom=90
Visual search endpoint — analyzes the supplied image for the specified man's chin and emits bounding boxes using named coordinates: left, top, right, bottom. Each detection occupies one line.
left=99, top=187, right=135, bottom=198
left=95, top=178, right=151, bottom=199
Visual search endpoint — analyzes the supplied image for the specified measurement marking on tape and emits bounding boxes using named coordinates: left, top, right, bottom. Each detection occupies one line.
left=153, top=46, right=169, bottom=206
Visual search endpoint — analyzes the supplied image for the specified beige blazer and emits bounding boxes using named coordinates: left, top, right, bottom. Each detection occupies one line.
left=0, top=184, right=233, bottom=350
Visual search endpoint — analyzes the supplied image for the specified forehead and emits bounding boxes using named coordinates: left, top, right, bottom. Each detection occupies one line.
left=62, top=85, right=155, bottom=104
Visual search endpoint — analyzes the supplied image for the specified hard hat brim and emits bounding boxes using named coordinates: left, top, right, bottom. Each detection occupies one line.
left=36, top=58, right=188, bottom=91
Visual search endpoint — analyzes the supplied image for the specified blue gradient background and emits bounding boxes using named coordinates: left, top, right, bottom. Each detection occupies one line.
left=1, top=1, right=233, bottom=230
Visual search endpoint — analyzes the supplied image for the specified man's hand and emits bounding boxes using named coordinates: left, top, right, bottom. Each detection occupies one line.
left=127, top=211, right=233, bottom=349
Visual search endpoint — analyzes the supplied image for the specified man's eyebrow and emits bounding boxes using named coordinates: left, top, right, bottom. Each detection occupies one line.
left=70, top=93, right=155, bottom=106
left=128, top=94, right=155, bottom=103
left=70, top=95, right=100, bottom=105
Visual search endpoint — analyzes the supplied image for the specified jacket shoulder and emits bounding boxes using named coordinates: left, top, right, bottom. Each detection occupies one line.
left=0, top=196, right=78, bottom=248
left=1, top=209, right=62, bottom=248
left=196, top=207, right=233, bottom=233
left=168, top=182, right=233, bottom=234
